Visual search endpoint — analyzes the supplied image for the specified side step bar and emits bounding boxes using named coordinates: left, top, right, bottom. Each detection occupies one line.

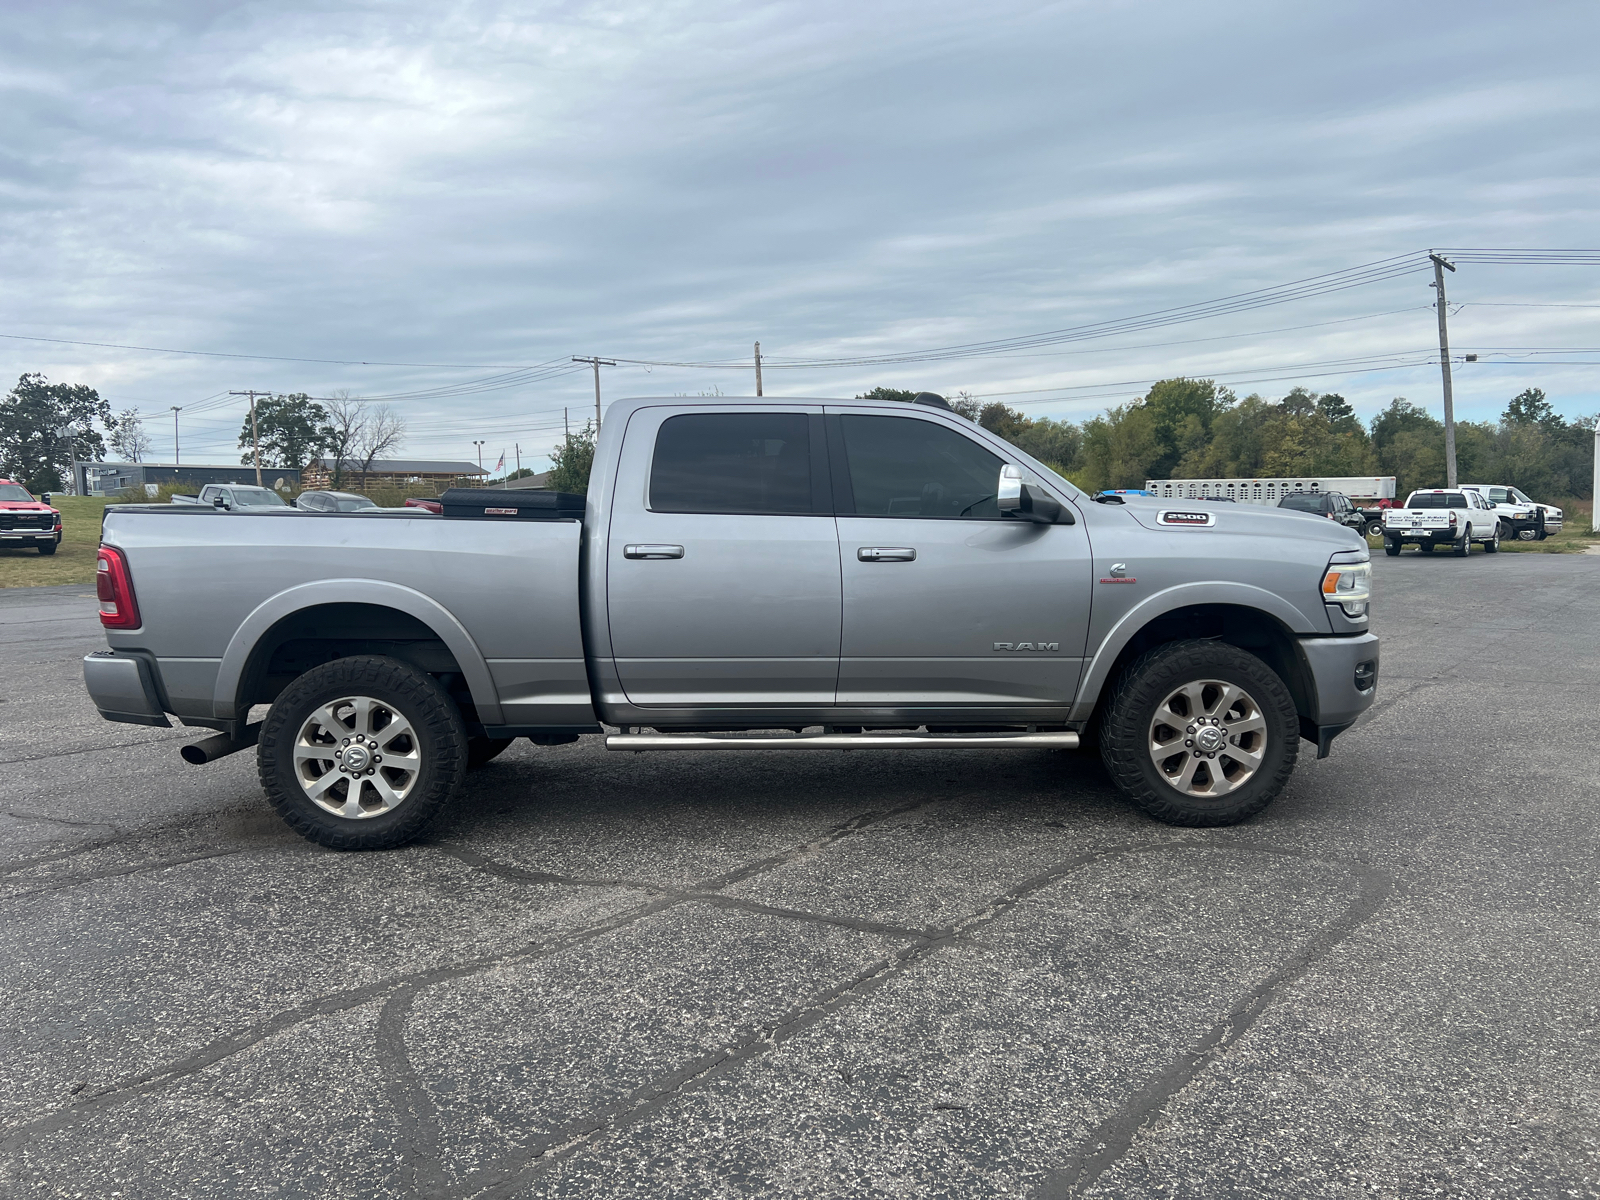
left=606, top=731, right=1079, bottom=752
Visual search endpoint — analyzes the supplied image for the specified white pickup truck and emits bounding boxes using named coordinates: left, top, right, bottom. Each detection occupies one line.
left=1459, top=484, right=1562, bottom=541
left=1381, top=489, right=1501, bottom=556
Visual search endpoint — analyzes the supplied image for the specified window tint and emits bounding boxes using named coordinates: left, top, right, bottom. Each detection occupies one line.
left=839, top=415, right=1004, bottom=519
left=1407, top=493, right=1467, bottom=508
left=649, top=413, right=813, bottom=514
left=1279, top=494, right=1325, bottom=512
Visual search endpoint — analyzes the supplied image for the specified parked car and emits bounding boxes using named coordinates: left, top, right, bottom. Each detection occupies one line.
left=1277, top=490, right=1370, bottom=533
left=1381, top=489, right=1501, bottom=556
left=171, top=484, right=292, bottom=511
left=0, top=479, right=62, bottom=554
left=403, top=497, right=443, bottom=514
left=1458, top=484, right=1562, bottom=541
left=297, top=491, right=380, bottom=513
left=85, top=394, right=1378, bottom=847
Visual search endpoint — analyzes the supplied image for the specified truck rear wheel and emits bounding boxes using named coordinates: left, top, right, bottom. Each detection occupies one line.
left=258, top=655, right=468, bottom=850
left=1455, top=525, right=1471, bottom=556
left=1099, top=640, right=1298, bottom=827
left=1384, top=540, right=1401, bottom=556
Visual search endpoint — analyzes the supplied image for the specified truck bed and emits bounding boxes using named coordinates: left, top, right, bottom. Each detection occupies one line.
left=98, top=507, right=592, bottom=730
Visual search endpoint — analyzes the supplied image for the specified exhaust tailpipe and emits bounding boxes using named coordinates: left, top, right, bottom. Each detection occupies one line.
left=181, top=723, right=261, bottom=765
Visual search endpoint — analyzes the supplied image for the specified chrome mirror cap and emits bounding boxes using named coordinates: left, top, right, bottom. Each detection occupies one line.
left=998, top=464, right=1023, bottom=512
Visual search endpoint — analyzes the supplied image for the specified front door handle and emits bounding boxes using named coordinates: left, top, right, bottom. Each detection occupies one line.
left=857, top=546, right=916, bottom=562
left=624, top=544, right=684, bottom=559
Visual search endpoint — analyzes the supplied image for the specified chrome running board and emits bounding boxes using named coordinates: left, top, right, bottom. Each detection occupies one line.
left=605, top=731, right=1079, bottom=752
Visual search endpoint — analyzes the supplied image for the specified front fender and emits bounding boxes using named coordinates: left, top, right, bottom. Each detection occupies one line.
left=212, top=578, right=502, bottom=723
left=1070, top=581, right=1322, bottom=721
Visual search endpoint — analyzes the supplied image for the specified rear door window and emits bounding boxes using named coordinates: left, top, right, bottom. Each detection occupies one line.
left=649, top=413, right=816, bottom=514
left=837, top=415, right=1004, bottom=519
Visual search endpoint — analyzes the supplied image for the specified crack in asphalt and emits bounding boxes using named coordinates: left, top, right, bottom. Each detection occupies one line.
left=0, top=734, right=192, bottom=767
left=0, top=798, right=932, bottom=1158
left=2, top=810, right=119, bottom=832
left=1, top=849, right=244, bottom=902
left=1034, top=844, right=1397, bottom=1199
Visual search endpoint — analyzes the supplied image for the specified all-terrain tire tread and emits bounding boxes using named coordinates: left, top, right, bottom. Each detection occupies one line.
left=1098, top=639, right=1298, bottom=827
left=257, top=655, right=466, bottom=850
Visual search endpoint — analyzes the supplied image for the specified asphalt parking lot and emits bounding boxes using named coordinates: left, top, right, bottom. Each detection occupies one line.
left=2, top=554, right=1597, bottom=1199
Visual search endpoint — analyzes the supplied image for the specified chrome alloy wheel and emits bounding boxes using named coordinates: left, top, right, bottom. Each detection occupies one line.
left=292, top=696, right=422, bottom=819
left=1147, top=679, right=1268, bottom=797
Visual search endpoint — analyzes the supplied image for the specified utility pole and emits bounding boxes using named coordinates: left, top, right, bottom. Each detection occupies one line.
left=170, top=407, right=181, bottom=465
left=1429, top=253, right=1459, bottom=487
left=229, top=390, right=269, bottom=485
left=754, top=341, right=764, bottom=397
left=563, top=408, right=569, bottom=439
left=572, top=357, right=615, bottom=431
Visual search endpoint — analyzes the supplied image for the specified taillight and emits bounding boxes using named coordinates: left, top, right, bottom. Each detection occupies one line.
left=96, top=546, right=141, bottom=629
left=1449, top=512, right=1458, bottom=526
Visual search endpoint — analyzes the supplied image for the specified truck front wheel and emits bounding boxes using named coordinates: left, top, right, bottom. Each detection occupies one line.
left=1099, top=640, right=1298, bottom=827
left=258, top=655, right=468, bottom=850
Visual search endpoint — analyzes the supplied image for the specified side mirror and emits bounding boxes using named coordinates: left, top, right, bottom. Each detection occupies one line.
left=40, top=492, right=52, bottom=506
left=213, top=496, right=226, bottom=509
left=997, top=464, right=1068, bottom=525
left=997, top=464, right=1023, bottom=514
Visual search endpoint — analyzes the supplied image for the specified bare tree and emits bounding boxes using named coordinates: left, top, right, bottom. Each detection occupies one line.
left=109, top=408, right=153, bottom=462
left=354, top=404, right=406, bottom=488
left=321, top=393, right=366, bottom=490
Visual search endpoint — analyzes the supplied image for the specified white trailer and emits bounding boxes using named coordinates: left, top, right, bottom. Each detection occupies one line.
left=1145, top=476, right=1397, bottom=507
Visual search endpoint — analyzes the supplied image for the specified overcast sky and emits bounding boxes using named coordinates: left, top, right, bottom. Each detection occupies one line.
left=4, top=0, right=1598, bottom=469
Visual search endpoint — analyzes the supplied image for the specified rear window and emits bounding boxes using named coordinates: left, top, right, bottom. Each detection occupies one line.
left=1278, top=494, right=1325, bottom=512
left=649, top=413, right=814, bottom=514
left=1406, top=493, right=1466, bottom=508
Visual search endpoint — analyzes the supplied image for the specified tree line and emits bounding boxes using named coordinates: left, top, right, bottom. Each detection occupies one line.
left=0, top=378, right=406, bottom=492
left=861, top=382, right=1596, bottom=500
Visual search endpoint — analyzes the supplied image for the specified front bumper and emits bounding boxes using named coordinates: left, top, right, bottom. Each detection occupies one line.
left=0, top=529, right=57, bottom=543
left=1295, top=632, right=1379, bottom=757
left=83, top=651, right=171, bottom=727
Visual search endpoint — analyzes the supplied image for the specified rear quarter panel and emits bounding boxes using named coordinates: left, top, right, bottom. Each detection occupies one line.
left=100, top=509, right=587, bottom=724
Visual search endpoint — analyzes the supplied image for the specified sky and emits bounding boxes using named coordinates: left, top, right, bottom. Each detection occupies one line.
left=3, top=0, right=1599, bottom=471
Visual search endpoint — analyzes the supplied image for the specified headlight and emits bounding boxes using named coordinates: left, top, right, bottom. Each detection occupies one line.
left=1322, top=561, right=1371, bottom=618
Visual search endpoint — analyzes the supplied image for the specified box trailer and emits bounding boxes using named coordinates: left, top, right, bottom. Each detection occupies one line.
left=1145, top=477, right=1397, bottom=507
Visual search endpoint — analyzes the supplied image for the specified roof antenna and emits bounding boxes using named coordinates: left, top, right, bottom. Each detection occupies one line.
left=912, top=392, right=951, bottom=410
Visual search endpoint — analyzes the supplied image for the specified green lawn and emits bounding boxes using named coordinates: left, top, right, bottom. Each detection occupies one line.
left=0, top=496, right=114, bottom=588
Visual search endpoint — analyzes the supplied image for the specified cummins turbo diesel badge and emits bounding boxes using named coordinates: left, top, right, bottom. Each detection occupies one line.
left=1157, top=509, right=1215, bottom=527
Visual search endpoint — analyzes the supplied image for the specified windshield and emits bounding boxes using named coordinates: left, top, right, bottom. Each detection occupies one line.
left=1510, top=488, right=1534, bottom=504
left=232, top=487, right=289, bottom=506
left=1406, top=493, right=1466, bottom=508
left=334, top=495, right=377, bottom=511
left=0, top=484, right=34, bottom=502
left=1278, top=494, right=1324, bottom=512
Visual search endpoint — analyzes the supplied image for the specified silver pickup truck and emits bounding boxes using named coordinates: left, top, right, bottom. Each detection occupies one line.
left=84, top=395, right=1379, bottom=848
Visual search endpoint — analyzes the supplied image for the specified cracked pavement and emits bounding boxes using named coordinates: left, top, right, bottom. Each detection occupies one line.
left=1, top=557, right=1597, bottom=1199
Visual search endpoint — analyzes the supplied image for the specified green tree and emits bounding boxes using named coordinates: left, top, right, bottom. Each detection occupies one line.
left=1141, top=378, right=1232, bottom=477
left=238, top=393, right=331, bottom=470
left=1316, top=392, right=1360, bottom=434
left=0, top=373, right=111, bottom=491
left=1077, top=404, right=1162, bottom=491
left=855, top=387, right=918, bottom=403
left=1502, top=387, right=1559, bottom=431
left=547, top=421, right=596, bottom=494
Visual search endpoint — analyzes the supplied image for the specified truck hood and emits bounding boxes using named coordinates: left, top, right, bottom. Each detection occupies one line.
left=1113, top=496, right=1364, bottom=550
left=0, top=501, right=56, bottom=514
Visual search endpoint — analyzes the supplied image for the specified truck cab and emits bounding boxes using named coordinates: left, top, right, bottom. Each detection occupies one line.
left=1458, top=484, right=1561, bottom=541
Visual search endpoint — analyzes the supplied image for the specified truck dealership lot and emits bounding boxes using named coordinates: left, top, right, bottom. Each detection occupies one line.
left=2, top=560, right=1597, bottom=1197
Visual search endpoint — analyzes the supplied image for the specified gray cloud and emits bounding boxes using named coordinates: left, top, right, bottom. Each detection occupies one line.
left=3, top=0, right=1598, bottom=465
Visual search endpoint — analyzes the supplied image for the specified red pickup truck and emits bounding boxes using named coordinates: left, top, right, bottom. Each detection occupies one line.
left=0, top=480, right=63, bottom=554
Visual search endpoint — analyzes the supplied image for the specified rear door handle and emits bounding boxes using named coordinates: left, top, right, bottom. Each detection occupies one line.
left=857, top=546, right=916, bottom=562
left=624, top=544, right=684, bottom=559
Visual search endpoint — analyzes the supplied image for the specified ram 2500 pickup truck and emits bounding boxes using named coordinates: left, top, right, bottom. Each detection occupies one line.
left=84, top=394, right=1379, bottom=848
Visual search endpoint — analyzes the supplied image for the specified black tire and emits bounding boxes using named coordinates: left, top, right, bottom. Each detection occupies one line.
left=1098, top=640, right=1299, bottom=827
left=1455, top=525, right=1471, bottom=557
left=1418, top=542, right=1434, bottom=553
left=36, top=541, right=56, bottom=555
left=258, top=655, right=467, bottom=850
left=1485, top=524, right=1500, bottom=553
left=466, top=736, right=514, bottom=768
left=1384, top=540, right=1401, bottom=557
